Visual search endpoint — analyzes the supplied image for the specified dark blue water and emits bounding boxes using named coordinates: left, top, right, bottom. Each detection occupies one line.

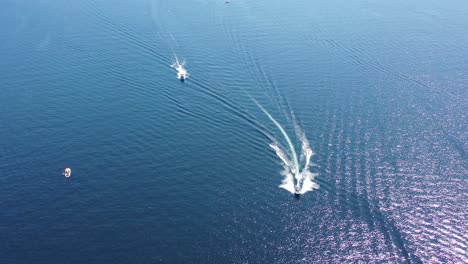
left=1, top=0, right=467, bottom=263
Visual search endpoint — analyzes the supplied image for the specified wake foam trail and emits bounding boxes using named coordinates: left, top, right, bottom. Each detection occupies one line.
left=171, top=55, right=188, bottom=79
left=252, top=98, right=319, bottom=195
left=270, top=142, right=296, bottom=193
left=294, top=116, right=319, bottom=194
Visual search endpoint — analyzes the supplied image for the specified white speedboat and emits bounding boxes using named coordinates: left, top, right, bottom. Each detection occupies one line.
left=178, top=72, right=187, bottom=81
left=294, top=186, right=301, bottom=197
left=63, top=168, right=72, bottom=178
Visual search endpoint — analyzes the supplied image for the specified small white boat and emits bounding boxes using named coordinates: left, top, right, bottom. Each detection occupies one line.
left=63, top=168, right=72, bottom=178
left=294, top=186, right=301, bottom=197
left=178, top=72, right=187, bottom=81
left=171, top=57, right=188, bottom=81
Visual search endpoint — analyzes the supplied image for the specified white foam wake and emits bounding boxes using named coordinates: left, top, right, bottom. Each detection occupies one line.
left=171, top=55, right=188, bottom=79
left=253, top=99, right=319, bottom=195
left=295, top=122, right=319, bottom=194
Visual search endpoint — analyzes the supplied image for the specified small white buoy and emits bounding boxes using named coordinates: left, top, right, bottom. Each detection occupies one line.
left=63, top=168, right=72, bottom=178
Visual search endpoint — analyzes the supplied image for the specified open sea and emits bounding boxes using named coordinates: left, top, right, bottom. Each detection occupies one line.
left=0, top=0, right=467, bottom=263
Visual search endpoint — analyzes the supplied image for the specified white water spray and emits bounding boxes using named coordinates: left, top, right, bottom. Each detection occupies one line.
left=294, top=121, right=320, bottom=193
left=253, top=99, right=319, bottom=194
left=171, top=55, right=188, bottom=80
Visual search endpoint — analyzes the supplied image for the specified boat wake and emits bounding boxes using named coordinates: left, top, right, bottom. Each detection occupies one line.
left=171, top=55, right=188, bottom=80
left=253, top=99, right=319, bottom=195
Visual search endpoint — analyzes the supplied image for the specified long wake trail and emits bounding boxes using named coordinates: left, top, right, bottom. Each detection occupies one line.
left=253, top=99, right=300, bottom=178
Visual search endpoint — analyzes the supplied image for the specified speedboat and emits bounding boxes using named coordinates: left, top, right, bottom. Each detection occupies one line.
left=63, top=168, right=72, bottom=178
left=294, top=186, right=301, bottom=197
left=178, top=72, right=186, bottom=81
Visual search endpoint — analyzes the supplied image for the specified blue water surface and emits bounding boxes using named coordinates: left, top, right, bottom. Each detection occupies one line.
left=1, top=0, right=467, bottom=263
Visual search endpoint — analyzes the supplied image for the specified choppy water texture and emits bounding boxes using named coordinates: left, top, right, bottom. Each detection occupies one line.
left=1, top=0, right=467, bottom=263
